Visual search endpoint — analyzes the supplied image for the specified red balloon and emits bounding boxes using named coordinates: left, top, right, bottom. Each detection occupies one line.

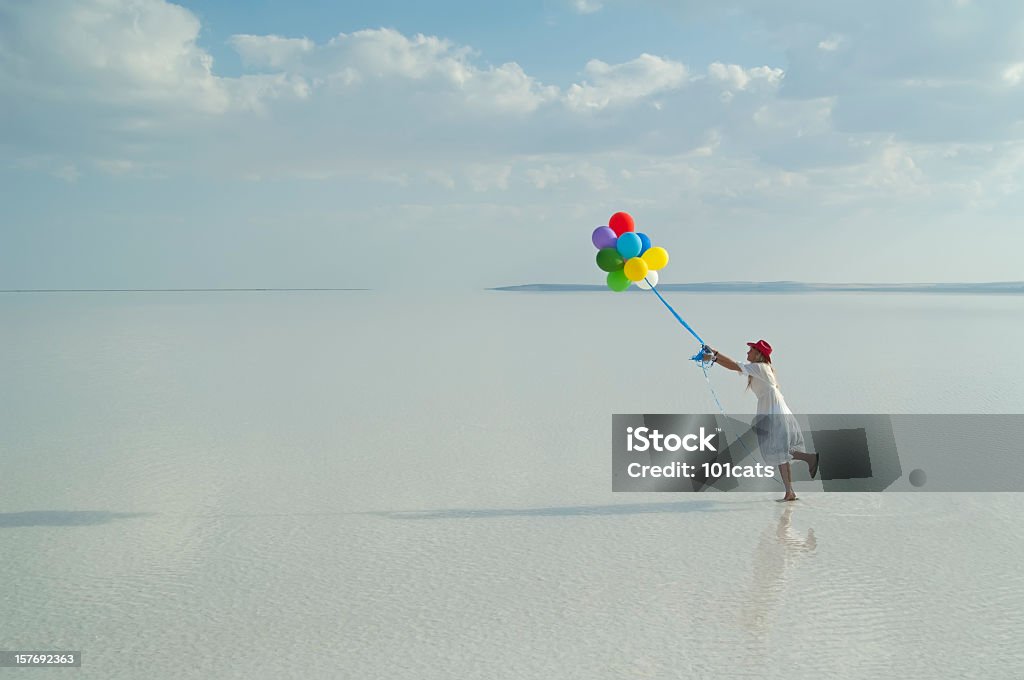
left=608, top=212, right=635, bottom=236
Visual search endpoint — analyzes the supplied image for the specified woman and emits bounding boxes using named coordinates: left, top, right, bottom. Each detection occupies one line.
left=703, top=340, right=818, bottom=501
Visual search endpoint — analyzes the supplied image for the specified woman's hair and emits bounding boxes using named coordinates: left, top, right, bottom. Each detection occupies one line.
left=746, top=349, right=777, bottom=391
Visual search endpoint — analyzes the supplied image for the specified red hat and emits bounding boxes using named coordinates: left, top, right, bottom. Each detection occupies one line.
left=746, top=339, right=773, bottom=361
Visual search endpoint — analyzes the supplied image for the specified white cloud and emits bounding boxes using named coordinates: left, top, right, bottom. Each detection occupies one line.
left=94, top=158, right=137, bottom=175
left=1002, top=63, right=1024, bottom=86
left=227, top=73, right=313, bottom=112
left=707, top=63, right=784, bottom=91
left=688, top=130, right=722, bottom=157
left=572, top=0, right=604, bottom=14
left=426, top=170, right=457, bottom=189
left=691, top=1, right=1024, bottom=143
left=53, top=164, right=81, bottom=183
left=465, top=164, right=513, bottom=192
left=752, top=98, right=833, bottom=136
left=565, top=54, right=688, bottom=110
left=327, top=29, right=473, bottom=82
left=865, top=143, right=925, bottom=191
left=230, top=27, right=559, bottom=115
left=525, top=161, right=610, bottom=190
left=817, top=35, right=844, bottom=51
left=3, top=1, right=786, bottom=181
left=0, top=0, right=230, bottom=114
left=230, top=35, right=315, bottom=69
left=369, top=169, right=410, bottom=187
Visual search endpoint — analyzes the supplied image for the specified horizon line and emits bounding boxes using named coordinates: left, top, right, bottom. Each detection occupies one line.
left=0, top=288, right=371, bottom=293
left=490, top=281, right=1024, bottom=293
left=2, top=281, right=1023, bottom=294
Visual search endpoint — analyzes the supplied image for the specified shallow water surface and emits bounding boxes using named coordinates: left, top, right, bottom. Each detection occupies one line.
left=2, top=291, right=1022, bottom=678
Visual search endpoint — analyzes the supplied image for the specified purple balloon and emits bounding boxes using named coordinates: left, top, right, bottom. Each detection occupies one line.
left=592, top=226, right=617, bottom=250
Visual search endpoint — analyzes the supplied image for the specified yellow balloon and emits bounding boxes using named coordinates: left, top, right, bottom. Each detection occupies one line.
left=642, top=246, right=669, bottom=271
left=623, top=257, right=649, bottom=282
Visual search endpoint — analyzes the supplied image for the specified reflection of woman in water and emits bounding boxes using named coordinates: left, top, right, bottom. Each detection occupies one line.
left=703, top=340, right=818, bottom=501
left=741, top=505, right=817, bottom=644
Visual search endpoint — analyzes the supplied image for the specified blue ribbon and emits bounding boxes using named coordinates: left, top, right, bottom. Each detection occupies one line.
left=643, top=277, right=706, bottom=362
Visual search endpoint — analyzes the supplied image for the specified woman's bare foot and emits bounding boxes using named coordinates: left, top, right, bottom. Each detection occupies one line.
left=780, top=492, right=798, bottom=502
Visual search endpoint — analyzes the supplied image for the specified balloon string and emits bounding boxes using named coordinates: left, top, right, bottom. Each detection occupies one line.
left=698, top=360, right=728, bottom=413
left=643, top=278, right=705, bottom=346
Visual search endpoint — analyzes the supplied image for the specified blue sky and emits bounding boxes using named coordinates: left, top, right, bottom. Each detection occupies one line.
left=2, top=0, right=1023, bottom=289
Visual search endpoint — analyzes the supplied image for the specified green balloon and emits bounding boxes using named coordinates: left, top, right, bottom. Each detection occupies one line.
left=596, top=248, right=624, bottom=273
left=607, top=270, right=630, bottom=292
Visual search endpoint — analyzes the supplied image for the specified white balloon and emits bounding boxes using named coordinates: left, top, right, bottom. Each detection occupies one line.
left=636, top=270, right=659, bottom=290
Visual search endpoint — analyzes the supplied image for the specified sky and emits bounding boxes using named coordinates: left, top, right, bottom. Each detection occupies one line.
left=2, top=0, right=1024, bottom=289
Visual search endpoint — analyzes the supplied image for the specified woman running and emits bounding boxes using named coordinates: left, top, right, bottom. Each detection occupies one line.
left=703, top=340, right=818, bottom=501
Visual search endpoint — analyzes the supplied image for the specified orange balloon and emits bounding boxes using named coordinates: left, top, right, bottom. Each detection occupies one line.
left=608, top=212, right=635, bottom=236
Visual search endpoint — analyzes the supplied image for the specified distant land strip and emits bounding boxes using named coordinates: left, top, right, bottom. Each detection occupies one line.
left=491, top=282, right=1024, bottom=294
left=0, top=288, right=369, bottom=293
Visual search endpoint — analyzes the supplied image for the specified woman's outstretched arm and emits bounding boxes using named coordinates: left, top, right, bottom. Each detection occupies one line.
left=704, top=347, right=742, bottom=372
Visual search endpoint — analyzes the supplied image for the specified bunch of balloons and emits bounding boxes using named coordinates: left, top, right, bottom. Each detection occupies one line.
left=591, top=212, right=670, bottom=292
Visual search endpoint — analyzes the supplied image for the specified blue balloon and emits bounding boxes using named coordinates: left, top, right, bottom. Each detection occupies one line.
left=616, top=232, right=642, bottom=260
left=637, top=232, right=652, bottom=255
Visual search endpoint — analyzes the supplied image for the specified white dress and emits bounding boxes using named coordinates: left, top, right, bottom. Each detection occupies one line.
left=738, top=362, right=806, bottom=466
